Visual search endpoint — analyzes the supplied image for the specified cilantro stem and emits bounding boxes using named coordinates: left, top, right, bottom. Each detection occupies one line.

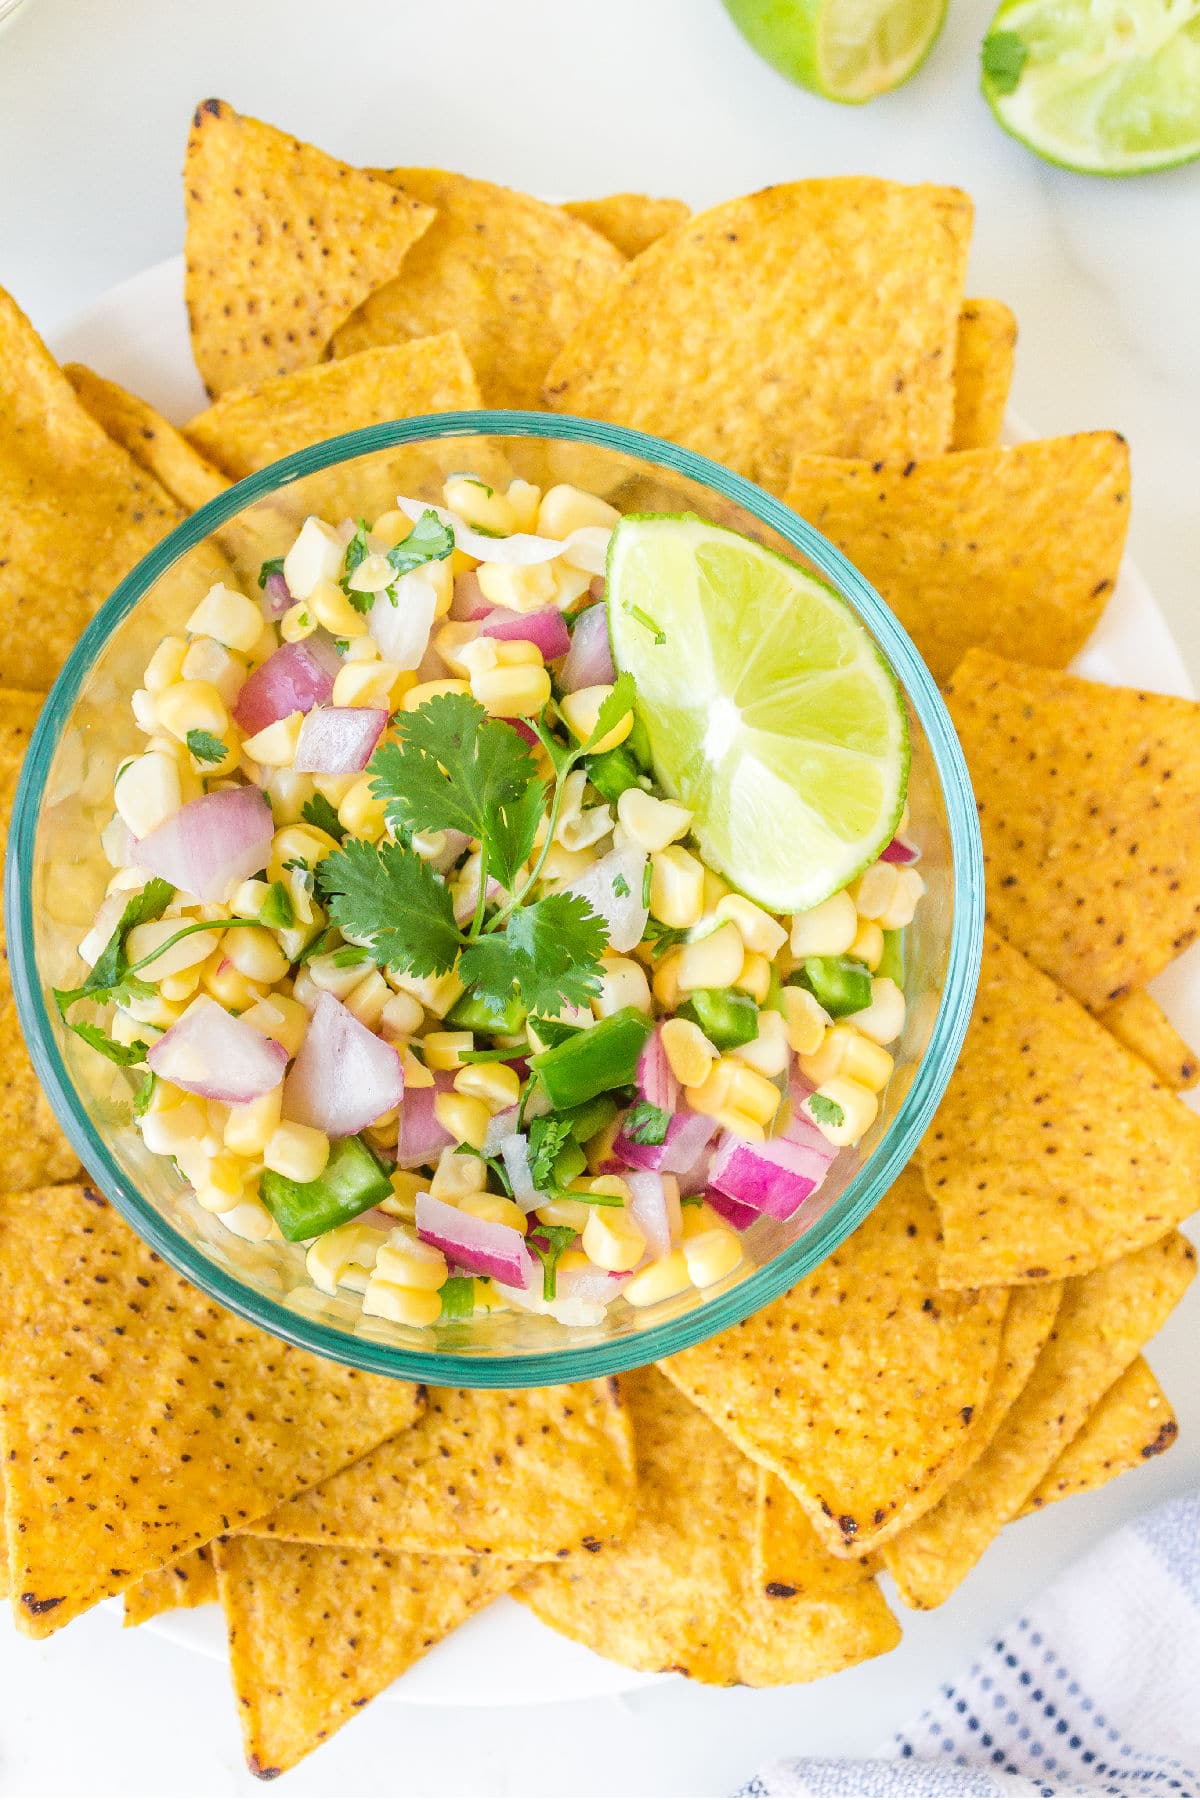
left=469, top=842, right=491, bottom=940
left=123, top=915, right=261, bottom=979
left=486, top=718, right=582, bottom=930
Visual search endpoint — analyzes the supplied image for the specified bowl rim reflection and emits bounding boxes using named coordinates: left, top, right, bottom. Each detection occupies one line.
left=8, top=410, right=983, bottom=1385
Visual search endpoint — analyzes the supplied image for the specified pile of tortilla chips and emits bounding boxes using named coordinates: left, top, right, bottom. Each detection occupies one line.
left=0, top=98, right=1196, bottom=1778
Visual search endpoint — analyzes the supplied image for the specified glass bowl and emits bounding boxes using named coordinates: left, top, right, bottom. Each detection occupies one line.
left=7, top=412, right=983, bottom=1386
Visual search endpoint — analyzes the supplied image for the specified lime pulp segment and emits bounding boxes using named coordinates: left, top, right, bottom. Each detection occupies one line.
left=982, top=0, right=1200, bottom=175
left=606, top=516, right=909, bottom=914
left=723, top=0, right=948, bottom=102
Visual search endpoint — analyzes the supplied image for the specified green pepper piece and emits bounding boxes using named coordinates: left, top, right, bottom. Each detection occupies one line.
left=878, top=928, right=905, bottom=987
left=679, top=987, right=759, bottom=1050
left=792, top=955, right=873, bottom=1018
left=625, top=713, right=653, bottom=769
left=258, top=880, right=295, bottom=931
left=583, top=745, right=648, bottom=805
left=446, top=987, right=528, bottom=1036
left=562, top=1092, right=619, bottom=1146
left=552, top=1137, right=588, bottom=1186
left=764, top=965, right=787, bottom=1016
left=438, top=1274, right=477, bottom=1319
left=259, top=1134, right=392, bottom=1243
left=530, top=1006, right=654, bottom=1111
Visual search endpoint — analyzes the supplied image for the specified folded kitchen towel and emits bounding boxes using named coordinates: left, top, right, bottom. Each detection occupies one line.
left=741, top=1490, right=1200, bottom=1799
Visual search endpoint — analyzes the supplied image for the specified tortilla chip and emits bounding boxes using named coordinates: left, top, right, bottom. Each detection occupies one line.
left=1098, top=991, right=1199, bottom=1091
left=241, top=1380, right=635, bottom=1558
left=0, top=686, right=44, bottom=942
left=923, top=930, right=1200, bottom=1289
left=0, top=989, right=80, bottom=1190
left=124, top=1546, right=218, bottom=1627
left=561, top=193, right=691, bottom=259
left=183, top=100, right=435, bottom=398
left=1021, top=1358, right=1177, bottom=1516
left=951, top=299, right=1017, bottom=450
left=65, top=363, right=230, bottom=513
left=216, top=1537, right=524, bottom=1776
left=332, top=168, right=623, bottom=409
left=0, top=286, right=185, bottom=689
left=783, top=434, right=1129, bottom=683
left=543, top=178, right=972, bottom=494
left=0, top=1184, right=423, bottom=1636
left=659, top=1169, right=1008, bottom=1555
left=946, top=652, right=1200, bottom=1007
left=518, top=1368, right=899, bottom=1685
left=755, top=1471, right=880, bottom=1597
left=881, top=1232, right=1195, bottom=1608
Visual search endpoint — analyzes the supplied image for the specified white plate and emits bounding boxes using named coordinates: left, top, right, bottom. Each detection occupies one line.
left=53, top=259, right=1200, bottom=1710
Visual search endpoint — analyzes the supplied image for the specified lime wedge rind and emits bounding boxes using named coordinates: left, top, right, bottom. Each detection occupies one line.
left=723, top=0, right=949, bottom=104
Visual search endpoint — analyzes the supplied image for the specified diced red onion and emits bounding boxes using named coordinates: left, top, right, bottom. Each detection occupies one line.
left=565, top=845, right=647, bottom=953
left=482, top=1106, right=521, bottom=1158
left=626, top=1170, right=681, bottom=1260
left=396, top=496, right=565, bottom=566
left=676, top=1139, right=713, bottom=1198
left=500, top=1132, right=540, bottom=1211
left=417, top=1190, right=537, bottom=1287
left=589, top=576, right=606, bottom=602
left=881, top=836, right=920, bottom=865
left=555, top=1262, right=626, bottom=1306
left=395, top=1072, right=456, bottom=1169
left=707, top=1125, right=835, bottom=1223
left=233, top=639, right=336, bottom=735
left=135, top=784, right=273, bottom=903
left=147, top=995, right=287, bottom=1103
left=704, top=1188, right=760, bottom=1231
left=283, top=991, right=403, bottom=1139
left=79, top=891, right=130, bottom=968
left=260, top=570, right=293, bottom=620
left=560, top=526, right=611, bottom=577
left=450, top=570, right=491, bottom=621
left=558, top=604, right=615, bottom=693
left=453, top=872, right=504, bottom=927
left=368, top=570, right=438, bottom=670
left=478, top=606, right=571, bottom=660
left=510, top=719, right=538, bottom=747
left=616, top=1107, right=717, bottom=1175
left=637, top=1026, right=678, bottom=1115
left=419, top=828, right=470, bottom=876
left=293, top=706, right=387, bottom=775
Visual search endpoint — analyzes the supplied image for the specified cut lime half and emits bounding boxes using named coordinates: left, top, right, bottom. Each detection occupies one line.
left=606, top=516, right=909, bottom=914
left=723, top=0, right=948, bottom=103
left=982, top=0, right=1200, bottom=175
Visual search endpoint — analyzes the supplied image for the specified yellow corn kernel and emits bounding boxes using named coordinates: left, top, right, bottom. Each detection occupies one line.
left=433, top=1090, right=491, bottom=1152
left=683, top=1225, right=743, bottom=1289
left=733, top=1008, right=790, bottom=1078
left=201, top=952, right=267, bottom=1012
left=423, top=1030, right=474, bottom=1072
left=548, top=561, right=594, bottom=608
left=186, top=582, right=264, bottom=653
left=246, top=621, right=281, bottom=669
left=584, top=1114, right=623, bottom=1176
left=476, top=559, right=557, bottom=613
left=433, top=620, right=481, bottom=677
left=463, top=636, right=545, bottom=679
left=264, top=1121, right=330, bottom=1183
left=111, top=1009, right=150, bottom=1048
left=340, top=635, right=381, bottom=666
left=337, top=775, right=389, bottom=842
left=260, top=767, right=316, bottom=826
left=878, top=867, right=926, bottom=931
left=125, top=916, right=221, bottom=978
left=501, top=479, right=540, bottom=533
left=305, top=951, right=369, bottom=1001
left=780, top=985, right=829, bottom=1056
left=854, top=976, right=906, bottom=1047
left=364, top=1107, right=400, bottom=1150
left=660, top=1017, right=718, bottom=1089
left=674, top=921, right=744, bottom=993
left=650, top=846, right=706, bottom=931
left=712, top=1106, right=767, bottom=1142
left=379, top=1169, right=425, bottom=1220
left=280, top=601, right=318, bottom=643
left=679, top=1199, right=724, bottom=1238
left=559, top=683, right=632, bottom=753
left=470, top=662, right=552, bottom=718
left=131, top=687, right=158, bottom=732
left=401, top=678, right=471, bottom=711
left=536, top=1196, right=591, bottom=1231
left=223, top=924, right=291, bottom=986
left=592, top=954, right=651, bottom=1019
left=735, top=951, right=772, bottom=1004
left=538, top=842, right=595, bottom=887
left=309, top=574, right=370, bottom=639
left=828, top=1026, right=893, bottom=1093
left=242, top=709, right=303, bottom=767
left=268, top=823, right=340, bottom=881
left=443, top=474, right=517, bottom=534
left=362, top=1278, right=443, bottom=1327
left=374, top=1227, right=449, bottom=1291
left=240, top=993, right=309, bottom=1058
left=153, top=680, right=230, bottom=746
left=387, top=966, right=464, bottom=1018
left=311, top=772, right=360, bottom=809
left=614, top=786, right=692, bottom=853
left=724, top=1061, right=782, bottom=1127
left=457, top=1190, right=529, bottom=1234
left=218, top=1197, right=279, bottom=1241
left=429, top=1148, right=488, bottom=1201
left=183, top=635, right=250, bottom=707
left=651, top=949, right=684, bottom=1013
left=623, top=1248, right=693, bottom=1308
left=140, top=1094, right=208, bottom=1157
left=789, top=890, right=858, bottom=958
left=804, top=1075, right=878, bottom=1147
left=683, top=1055, right=735, bottom=1117
left=470, top=1277, right=507, bottom=1314
left=401, top=1045, right=435, bottom=1088
left=332, top=660, right=408, bottom=710
left=582, top=1205, right=646, bottom=1273
left=555, top=769, right=612, bottom=852
left=850, top=863, right=899, bottom=923
left=223, top=1087, right=283, bottom=1157
left=159, top=966, right=203, bottom=1004
left=848, top=917, right=885, bottom=972
left=796, top=1022, right=850, bottom=1087
left=536, top=484, right=619, bottom=539
left=380, top=990, right=425, bottom=1040
left=114, top=750, right=182, bottom=839
left=204, top=1150, right=251, bottom=1205
left=144, top=636, right=188, bottom=693
left=425, top=556, right=455, bottom=619
left=454, top=1060, right=521, bottom=1112
left=344, top=969, right=391, bottom=1030
left=305, top=1219, right=388, bottom=1296
left=573, top=1172, right=634, bottom=1207
left=714, top=894, right=788, bottom=958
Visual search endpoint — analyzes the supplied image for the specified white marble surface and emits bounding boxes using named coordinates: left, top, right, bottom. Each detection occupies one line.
left=0, top=2, right=1198, bottom=1795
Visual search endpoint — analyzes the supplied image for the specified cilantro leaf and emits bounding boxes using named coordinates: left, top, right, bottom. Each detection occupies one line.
left=132, top=1070, right=157, bottom=1116
left=385, top=509, right=455, bottom=581
left=53, top=877, right=175, bottom=1020
left=528, top=1224, right=578, bottom=1301
left=68, top=1019, right=152, bottom=1066
left=330, top=945, right=372, bottom=968
left=257, top=556, right=286, bottom=589
left=808, top=1092, right=845, bottom=1128
left=623, top=1100, right=671, bottom=1146
left=583, top=671, right=637, bottom=752
left=439, top=1274, right=477, bottom=1319
left=185, top=729, right=228, bottom=766
left=641, top=917, right=690, bottom=959
left=982, top=30, right=1028, bottom=93
left=301, top=791, right=347, bottom=843
left=340, top=520, right=375, bottom=614
left=611, top=872, right=631, bottom=900
left=458, top=892, right=607, bottom=1017
left=528, top=1015, right=583, bottom=1049
left=317, top=838, right=461, bottom=977
left=527, top=1113, right=573, bottom=1190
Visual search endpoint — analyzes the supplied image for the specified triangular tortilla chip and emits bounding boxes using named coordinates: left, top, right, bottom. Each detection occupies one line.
left=124, top=1546, right=217, bottom=1627
left=561, top=193, right=690, bottom=259
left=1098, top=991, right=1199, bottom=1091
left=951, top=298, right=1016, bottom=450
left=65, top=363, right=230, bottom=512
left=216, top=1536, right=524, bottom=1776
left=518, top=1368, right=899, bottom=1685
left=0, top=686, right=44, bottom=947
left=1021, top=1357, right=1177, bottom=1516
left=783, top=434, right=1129, bottom=683
left=0, top=990, right=80, bottom=1190
left=241, top=1380, right=635, bottom=1558
left=881, top=1233, right=1195, bottom=1608
left=922, top=929, right=1200, bottom=1288
left=659, top=1170, right=1008, bottom=1555
left=946, top=651, right=1200, bottom=1007
left=0, top=286, right=185, bottom=689
left=332, top=168, right=623, bottom=408
left=0, top=1185, right=423, bottom=1636
left=543, top=178, right=973, bottom=494
left=183, top=100, right=435, bottom=397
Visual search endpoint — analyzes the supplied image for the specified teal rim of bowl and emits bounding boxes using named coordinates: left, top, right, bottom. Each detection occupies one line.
left=8, top=410, right=984, bottom=1386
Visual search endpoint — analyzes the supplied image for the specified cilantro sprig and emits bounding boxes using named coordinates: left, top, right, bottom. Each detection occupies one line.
left=339, top=510, right=454, bottom=615
left=185, top=729, right=228, bottom=767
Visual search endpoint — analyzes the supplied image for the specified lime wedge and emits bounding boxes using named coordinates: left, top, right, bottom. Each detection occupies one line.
left=722, top=0, right=948, bottom=103
left=607, top=516, right=909, bottom=914
left=981, top=0, right=1200, bottom=175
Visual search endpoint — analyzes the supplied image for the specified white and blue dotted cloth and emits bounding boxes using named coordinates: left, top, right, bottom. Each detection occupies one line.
left=741, top=1490, right=1200, bottom=1799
